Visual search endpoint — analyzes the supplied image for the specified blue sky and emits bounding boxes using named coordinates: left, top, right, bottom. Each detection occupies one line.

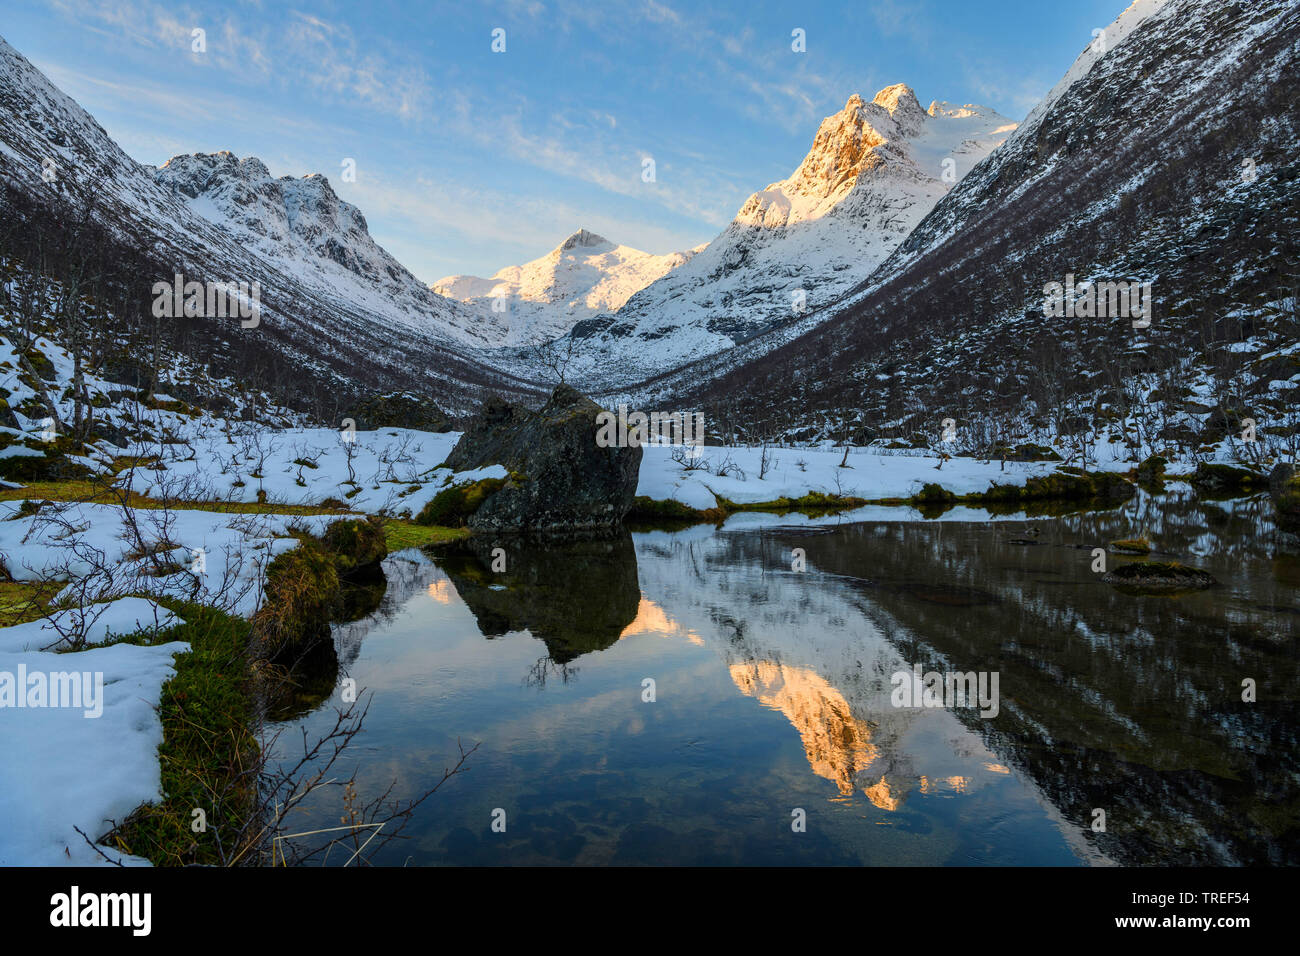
left=5, top=0, right=1125, bottom=283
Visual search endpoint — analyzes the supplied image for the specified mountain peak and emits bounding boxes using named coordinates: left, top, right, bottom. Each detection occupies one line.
left=558, top=228, right=611, bottom=252
left=872, top=83, right=922, bottom=115
left=433, top=229, right=700, bottom=346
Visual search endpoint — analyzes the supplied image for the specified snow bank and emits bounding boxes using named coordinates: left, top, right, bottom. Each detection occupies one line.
left=0, top=600, right=189, bottom=865
left=636, top=443, right=1069, bottom=509
left=0, top=597, right=178, bottom=653
left=0, top=501, right=333, bottom=617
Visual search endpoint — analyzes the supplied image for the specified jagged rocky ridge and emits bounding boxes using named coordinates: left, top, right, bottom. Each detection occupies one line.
left=561, top=84, right=1014, bottom=391
left=0, top=36, right=540, bottom=419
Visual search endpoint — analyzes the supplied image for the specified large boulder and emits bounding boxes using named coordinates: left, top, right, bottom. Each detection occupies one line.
left=353, top=391, right=452, bottom=432
left=0, top=395, right=19, bottom=430
left=444, top=385, right=641, bottom=534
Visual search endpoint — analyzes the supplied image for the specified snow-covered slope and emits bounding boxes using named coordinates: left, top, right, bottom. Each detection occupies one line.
left=432, top=228, right=702, bottom=345
left=564, top=85, right=1015, bottom=390
left=675, top=0, right=1300, bottom=452
left=0, top=36, right=533, bottom=414
left=152, top=151, right=502, bottom=344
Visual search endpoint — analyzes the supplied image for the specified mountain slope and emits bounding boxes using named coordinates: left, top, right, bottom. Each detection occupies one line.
left=0, top=36, right=536, bottom=418
left=432, top=228, right=702, bottom=345
left=152, top=150, right=509, bottom=345
left=677, top=0, right=1300, bottom=455
left=565, top=85, right=1015, bottom=390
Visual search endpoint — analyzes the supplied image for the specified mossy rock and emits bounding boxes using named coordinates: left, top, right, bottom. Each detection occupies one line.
left=1269, top=464, right=1300, bottom=518
left=321, top=515, right=388, bottom=576
left=1188, top=462, right=1267, bottom=494
left=415, top=477, right=507, bottom=527
left=0, top=449, right=94, bottom=483
left=99, top=353, right=156, bottom=392
left=1199, top=405, right=1254, bottom=443
left=441, top=386, right=642, bottom=533
left=984, top=470, right=1134, bottom=503
left=1136, top=455, right=1168, bottom=489
left=253, top=542, right=340, bottom=653
left=915, top=482, right=956, bottom=503
left=990, top=443, right=1062, bottom=462
left=1109, top=537, right=1151, bottom=555
left=353, top=391, right=452, bottom=432
left=0, top=397, right=18, bottom=430
left=22, top=348, right=56, bottom=382
left=1101, top=561, right=1218, bottom=593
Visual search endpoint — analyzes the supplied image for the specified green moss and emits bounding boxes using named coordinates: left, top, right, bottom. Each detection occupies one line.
left=1110, top=537, right=1151, bottom=554
left=414, top=477, right=506, bottom=526
left=108, top=602, right=257, bottom=866
left=716, top=491, right=868, bottom=513
left=321, top=515, right=388, bottom=575
left=382, top=519, right=469, bottom=551
left=253, top=540, right=340, bottom=654
left=1189, top=462, right=1267, bottom=494
left=0, top=579, right=61, bottom=627
left=626, top=495, right=710, bottom=522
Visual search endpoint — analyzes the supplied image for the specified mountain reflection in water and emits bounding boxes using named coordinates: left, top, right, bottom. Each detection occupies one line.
left=273, top=491, right=1298, bottom=866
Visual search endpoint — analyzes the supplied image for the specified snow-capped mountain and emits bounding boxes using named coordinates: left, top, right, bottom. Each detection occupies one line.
left=674, top=0, right=1300, bottom=449
left=432, top=228, right=702, bottom=345
left=151, top=151, right=501, bottom=342
left=564, top=85, right=1015, bottom=391
left=0, top=36, right=534, bottom=416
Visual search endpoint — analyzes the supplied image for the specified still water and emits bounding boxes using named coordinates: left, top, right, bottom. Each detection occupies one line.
left=273, top=491, right=1299, bottom=865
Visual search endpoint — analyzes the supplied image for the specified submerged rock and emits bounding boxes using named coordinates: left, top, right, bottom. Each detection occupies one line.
left=1102, top=561, right=1218, bottom=593
left=443, top=385, right=641, bottom=534
left=1108, top=537, right=1151, bottom=555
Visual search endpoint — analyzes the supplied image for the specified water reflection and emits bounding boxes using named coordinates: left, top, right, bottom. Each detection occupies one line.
left=274, top=490, right=1297, bottom=865
left=437, top=534, right=640, bottom=663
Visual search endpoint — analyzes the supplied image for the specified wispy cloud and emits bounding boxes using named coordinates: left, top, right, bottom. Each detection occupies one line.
left=343, top=169, right=713, bottom=282
left=869, top=0, right=932, bottom=48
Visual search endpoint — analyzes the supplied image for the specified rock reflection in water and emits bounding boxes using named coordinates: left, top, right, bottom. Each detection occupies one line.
left=437, top=534, right=640, bottom=664
left=270, top=491, right=1297, bottom=865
